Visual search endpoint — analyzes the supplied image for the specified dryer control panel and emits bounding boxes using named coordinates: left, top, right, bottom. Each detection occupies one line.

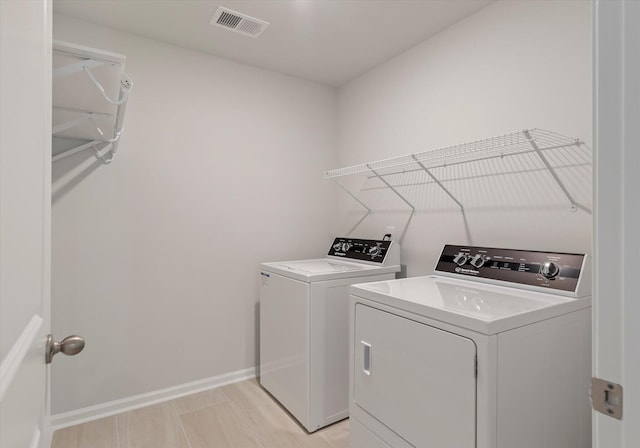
left=435, top=245, right=587, bottom=294
left=328, top=238, right=392, bottom=263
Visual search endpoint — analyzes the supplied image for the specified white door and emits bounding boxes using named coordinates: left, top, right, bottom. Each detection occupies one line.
left=0, top=1, right=52, bottom=447
left=593, top=0, right=640, bottom=446
left=354, top=304, right=476, bottom=448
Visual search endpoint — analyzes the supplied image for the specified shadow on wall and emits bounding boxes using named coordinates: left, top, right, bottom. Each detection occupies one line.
left=52, top=149, right=105, bottom=205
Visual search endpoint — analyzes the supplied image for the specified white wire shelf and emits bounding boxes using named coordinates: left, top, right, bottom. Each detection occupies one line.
left=325, top=129, right=585, bottom=178
left=52, top=40, right=133, bottom=164
left=324, top=129, right=592, bottom=238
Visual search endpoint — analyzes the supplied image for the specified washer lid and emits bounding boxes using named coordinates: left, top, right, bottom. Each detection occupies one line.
left=261, top=258, right=400, bottom=282
left=351, top=275, right=591, bottom=335
left=277, top=260, right=365, bottom=274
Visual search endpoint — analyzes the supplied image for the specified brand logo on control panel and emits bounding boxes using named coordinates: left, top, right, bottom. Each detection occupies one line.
left=455, top=267, right=479, bottom=275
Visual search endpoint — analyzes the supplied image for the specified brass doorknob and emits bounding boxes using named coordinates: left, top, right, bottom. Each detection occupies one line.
left=46, top=334, right=85, bottom=364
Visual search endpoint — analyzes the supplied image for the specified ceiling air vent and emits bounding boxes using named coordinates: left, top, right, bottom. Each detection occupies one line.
left=210, top=7, right=270, bottom=38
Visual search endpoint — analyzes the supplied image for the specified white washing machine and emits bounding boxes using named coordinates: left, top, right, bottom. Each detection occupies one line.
left=349, top=244, right=591, bottom=448
left=259, top=237, right=400, bottom=432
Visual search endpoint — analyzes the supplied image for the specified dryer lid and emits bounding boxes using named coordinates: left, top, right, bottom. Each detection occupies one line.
left=351, top=275, right=591, bottom=335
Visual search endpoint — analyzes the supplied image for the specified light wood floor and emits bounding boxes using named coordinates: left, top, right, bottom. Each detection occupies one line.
left=51, top=379, right=348, bottom=448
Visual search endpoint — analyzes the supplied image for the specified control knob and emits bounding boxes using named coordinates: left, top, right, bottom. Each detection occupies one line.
left=341, top=242, right=351, bottom=252
left=540, top=261, right=560, bottom=279
left=470, top=254, right=488, bottom=269
left=368, top=245, right=382, bottom=257
left=333, top=242, right=342, bottom=251
left=453, top=252, right=469, bottom=266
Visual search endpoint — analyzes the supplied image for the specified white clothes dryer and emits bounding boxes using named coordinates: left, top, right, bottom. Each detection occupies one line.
left=259, top=237, right=400, bottom=432
left=349, top=244, right=591, bottom=448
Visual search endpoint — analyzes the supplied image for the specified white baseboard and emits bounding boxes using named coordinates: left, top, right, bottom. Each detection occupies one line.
left=50, top=366, right=256, bottom=430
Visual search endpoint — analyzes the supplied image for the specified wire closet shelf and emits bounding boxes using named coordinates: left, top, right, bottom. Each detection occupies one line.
left=323, top=129, right=592, bottom=232
left=52, top=40, right=133, bottom=164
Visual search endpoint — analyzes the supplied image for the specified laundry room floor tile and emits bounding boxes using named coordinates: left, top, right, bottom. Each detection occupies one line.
left=51, top=378, right=350, bottom=448
left=51, top=415, right=118, bottom=448
left=117, top=402, right=189, bottom=448
left=235, top=401, right=334, bottom=448
left=220, top=377, right=276, bottom=411
left=317, top=418, right=349, bottom=448
left=179, top=401, right=261, bottom=448
left=172, top=387, right=227, bottom=415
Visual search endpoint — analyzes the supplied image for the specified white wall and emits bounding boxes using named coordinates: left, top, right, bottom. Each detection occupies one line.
left=51, top=15, right=337, bottom=414
left=51, top=0, right=593, bottom=417
left=337, top=0, right=592, bottom=277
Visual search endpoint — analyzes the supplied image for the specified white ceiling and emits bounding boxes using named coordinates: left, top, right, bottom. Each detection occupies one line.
left=53, top=0, right=494, bottom=87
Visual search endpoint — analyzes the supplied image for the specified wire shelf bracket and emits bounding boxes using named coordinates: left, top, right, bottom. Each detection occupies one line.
left=324, top=128, right=592, bottom=236
left=523, top=129, right=583, bottom=213
left=52, top=40, right=133, bottom=164
left=330, top=178, right=372, bottom=236
left=53, top=57, right=105, bottom=79
left=366, top=164, right=416, bottom=214
left=411, top=154, right=465, bottom=213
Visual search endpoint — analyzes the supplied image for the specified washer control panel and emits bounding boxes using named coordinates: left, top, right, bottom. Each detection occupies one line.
left=328, top=238, right=392, bottom=263
left=435, top=244, right=586, bottom=293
